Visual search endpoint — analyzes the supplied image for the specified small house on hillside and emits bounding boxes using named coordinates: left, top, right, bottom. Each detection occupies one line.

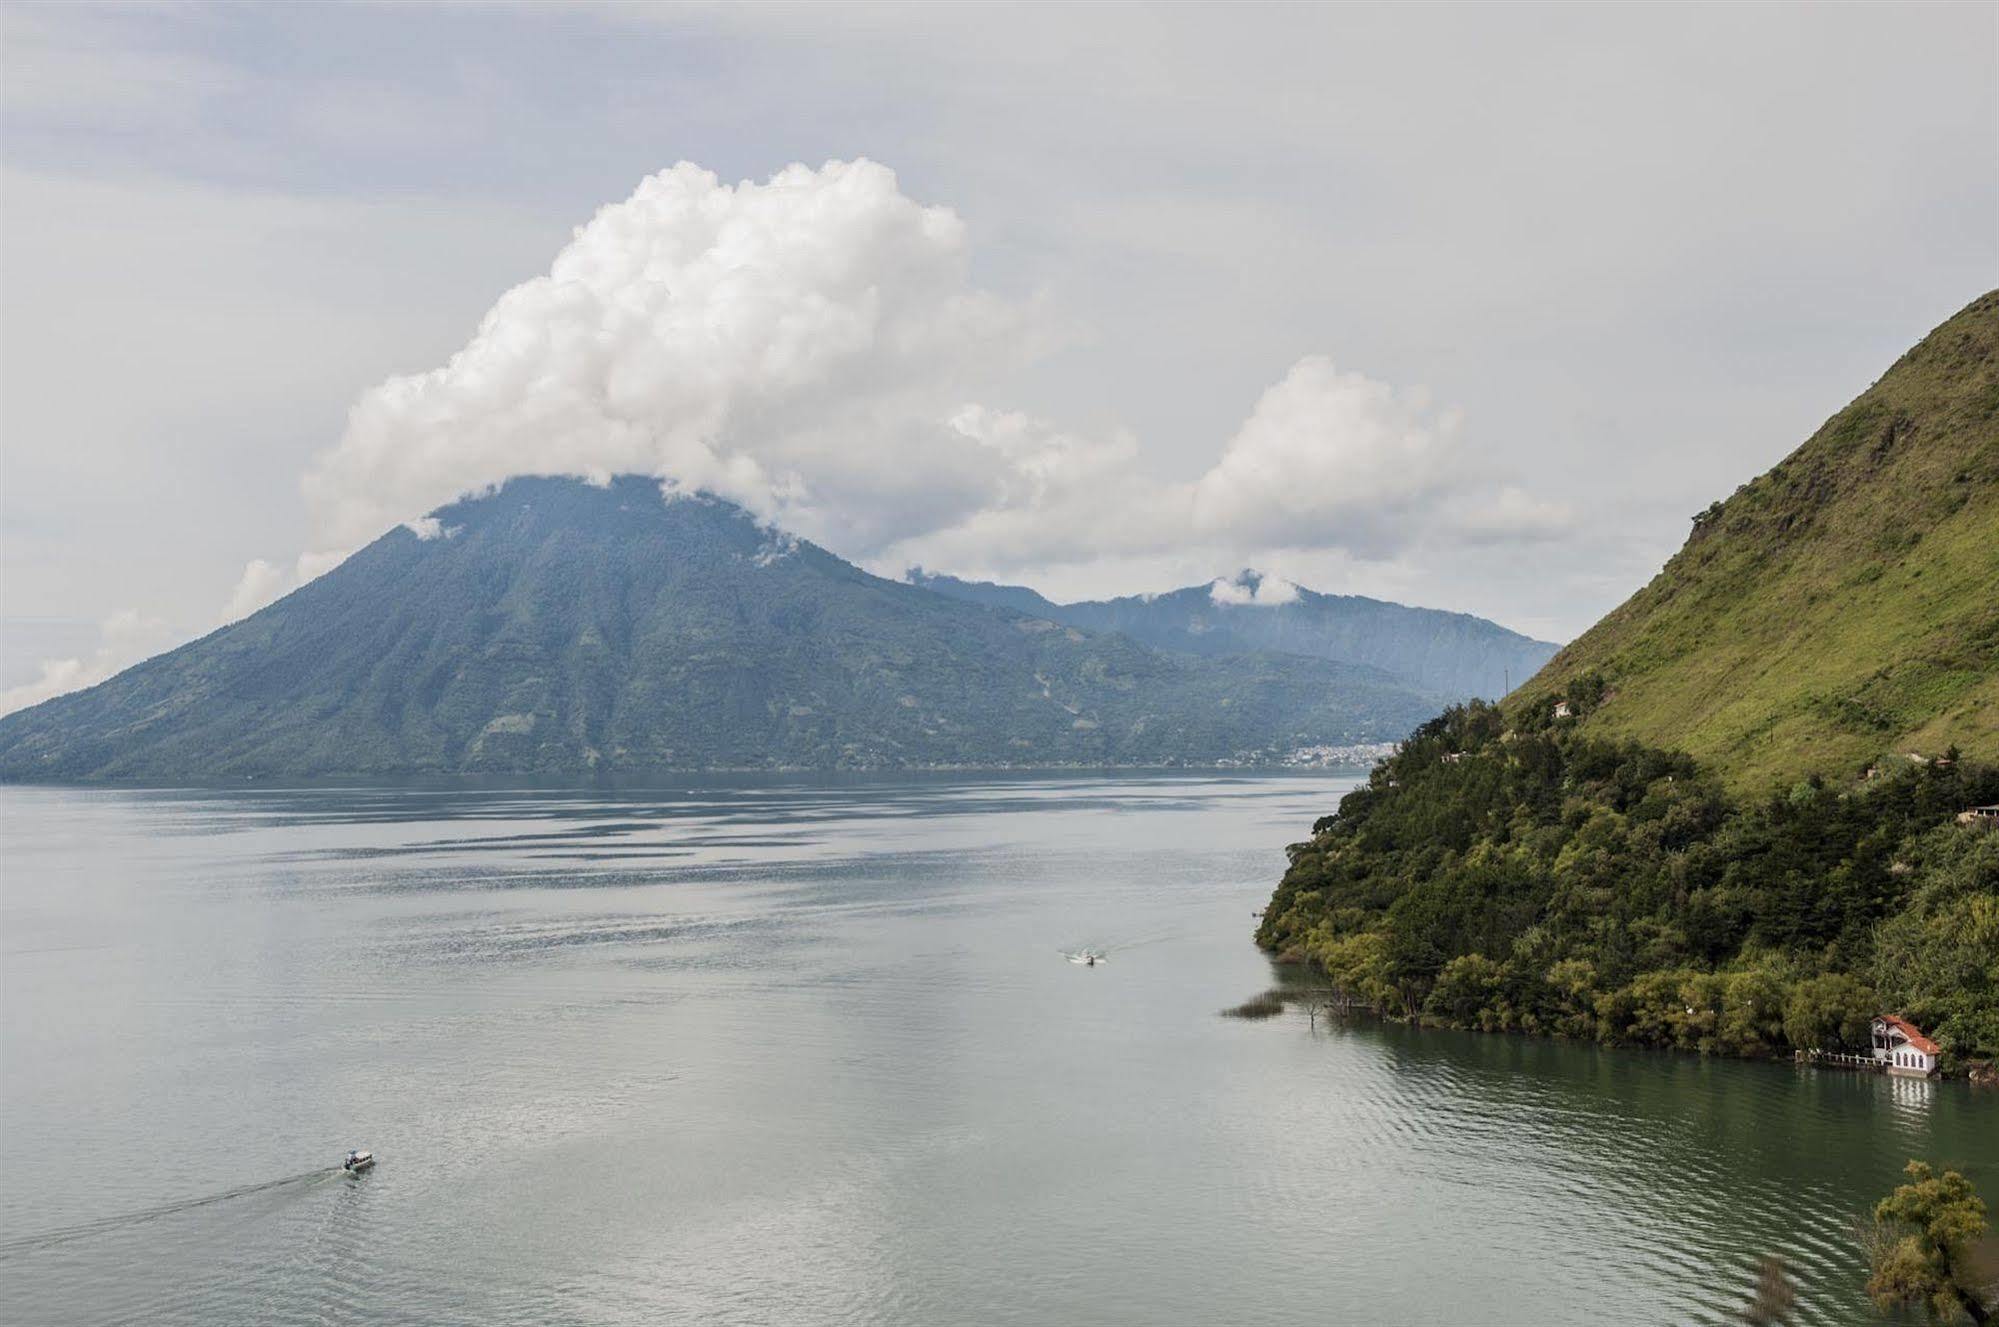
left=1871, top=1015, right=1939, bottom=1077
left=1958, top=805, right=1999, bottom=828
left=1552, top=701, right=1574, bottom=719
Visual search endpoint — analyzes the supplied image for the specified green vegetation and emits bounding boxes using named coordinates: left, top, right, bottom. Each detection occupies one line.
left=1866, top=1162, right=1992, bottom=1324
left=1256, top=702, right=1999, bottom=1065
left=1219, top=992, right=1287, bottom=1020
left=915, top=570, right=1557, bottom=701
left=0, top=477, right=1445, bottom=780
left=1513, top=292, right=1999, bottom=791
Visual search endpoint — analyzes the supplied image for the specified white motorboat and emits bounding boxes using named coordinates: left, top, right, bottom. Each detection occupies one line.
left=343, top=1149, right=375, bottom=1173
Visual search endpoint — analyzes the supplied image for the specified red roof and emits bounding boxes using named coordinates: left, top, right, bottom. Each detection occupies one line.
left=1879, top=1015, right=1940, bottom=1055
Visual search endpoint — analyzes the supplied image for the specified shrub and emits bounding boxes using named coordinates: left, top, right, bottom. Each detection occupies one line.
left=1220, top=992, right=1286, bottom=1020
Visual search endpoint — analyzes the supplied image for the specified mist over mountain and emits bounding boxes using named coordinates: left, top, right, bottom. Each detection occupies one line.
left=910, top=570, right=1557, bottom=700
left=0, top=478, right=1446, bottom=781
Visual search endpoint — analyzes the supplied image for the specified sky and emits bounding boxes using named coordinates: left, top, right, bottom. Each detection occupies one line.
left=1, top=1, right=1994, bottom=711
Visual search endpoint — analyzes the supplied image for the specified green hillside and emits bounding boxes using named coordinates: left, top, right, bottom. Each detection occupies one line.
left=1513, top=292, right=1999, bottom=790
left=0, top=477, right=1442, bottom=780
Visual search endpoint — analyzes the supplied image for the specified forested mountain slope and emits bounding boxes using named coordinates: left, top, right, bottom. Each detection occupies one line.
left=0, top=478, right=1442, bottom=780
left=914, top=570, right=1556, bottom=700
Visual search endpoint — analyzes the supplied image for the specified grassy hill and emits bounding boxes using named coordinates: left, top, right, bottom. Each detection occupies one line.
left=1513, top=292, right=1999, bottom=790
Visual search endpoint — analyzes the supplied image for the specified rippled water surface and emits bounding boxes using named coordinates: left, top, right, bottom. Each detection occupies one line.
left=1, top=774, right=1991, bottom=1325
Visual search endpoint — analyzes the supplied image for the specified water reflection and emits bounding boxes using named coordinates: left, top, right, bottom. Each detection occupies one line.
left=1884, top=1070, right=1939, bottom=1117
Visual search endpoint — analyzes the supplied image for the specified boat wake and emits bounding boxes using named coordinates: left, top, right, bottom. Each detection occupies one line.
left=1057, top=931, right=1183, bottom=964
left=0, top=1168, right=341, bottom=1257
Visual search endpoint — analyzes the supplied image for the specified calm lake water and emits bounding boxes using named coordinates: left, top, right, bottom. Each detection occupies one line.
left=0, top=773, right=1990, bottom=1325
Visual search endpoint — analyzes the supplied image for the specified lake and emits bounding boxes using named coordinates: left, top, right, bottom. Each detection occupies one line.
left=0, top=773, right=1990, bottom=1325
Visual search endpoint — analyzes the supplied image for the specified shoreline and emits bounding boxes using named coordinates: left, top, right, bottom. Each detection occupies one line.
left=1237, top=967, right=1997, bottom=1085
left=0, top=762, right=1381, bottom=792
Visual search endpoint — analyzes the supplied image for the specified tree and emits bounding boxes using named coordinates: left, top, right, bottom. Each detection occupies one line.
left=1424, top=952, right=1509, bottom=1027
left=1866, top=1161, right=1991, bottom=1324
left=1782, top=972, right=1877, bottom=1052
left=1720, top=968, right=1786, bottom=1054
left=1873, top=828, right=1999, bottom=1059
left=1294, top=984, right=1348, bottom=1029
left=1544, top=957, right=1599, bottom=1038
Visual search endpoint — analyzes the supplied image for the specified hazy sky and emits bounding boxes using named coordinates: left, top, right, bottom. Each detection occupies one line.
left=2, top=2, right=1994, bottom=708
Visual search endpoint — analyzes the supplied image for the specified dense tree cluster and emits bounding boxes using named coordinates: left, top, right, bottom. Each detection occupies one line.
left=1258, top=700, right=1999, bottom=1066
left=1867, top=1161, right=1992, bottom=1324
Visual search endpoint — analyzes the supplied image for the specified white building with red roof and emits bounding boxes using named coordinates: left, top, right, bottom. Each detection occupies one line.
left=1871, top=1015, right=1940, bottom=1077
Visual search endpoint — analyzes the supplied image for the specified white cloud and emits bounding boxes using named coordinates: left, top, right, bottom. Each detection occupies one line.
left=220, top=558, right=289, bottom=625
left=303, top=158, right=1555, bottom=589
left=404, top=516, right=460, bottom=540
left=0, top=610, right=171, bottom=716
left=945, top=405, right=1138, bottom=508
left=0, top=150, right=1566, bottom=696
left=1208, top=571, right=1300, bottom=607
left=220, top=549, right=349, bottom=625
left=303, top=158, right=1042, bottom=555
left=876, top=357, right=1536, bottom=580
left=1206, top=576, right=1253, bottom=606
left=1447, top=485, right=1574, bottom=545
left=1189, top=358, right=1464, bottom=556
left=14, top=154, right=1551, bottom=692
left=298, top=549, right=348, bottom=582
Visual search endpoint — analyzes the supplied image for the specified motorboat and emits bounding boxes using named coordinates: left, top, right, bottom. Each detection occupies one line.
left=343, top=1149, right=375, bottom=1173
left=1064, top=948, right=1107, bottom=966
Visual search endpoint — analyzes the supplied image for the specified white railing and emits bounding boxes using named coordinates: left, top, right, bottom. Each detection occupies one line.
left=1795, top=1049, right=1881, bottom=1071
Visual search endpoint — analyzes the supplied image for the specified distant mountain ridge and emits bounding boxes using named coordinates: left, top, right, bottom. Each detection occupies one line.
left=1512, top=291, right=1999, bottom=787
left=911, top=570, right=1557, bottom=700
left=0, top=477, right=1447, bottom=780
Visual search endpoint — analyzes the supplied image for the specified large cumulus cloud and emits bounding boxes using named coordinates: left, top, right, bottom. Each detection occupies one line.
left=1190, top=358, right=1462, bottom=557
left=877, top=355, right=1557, bottom=577
left=304, top=158, right=1036, bottom=553
left=274, top=158, right=1562, bottom=611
